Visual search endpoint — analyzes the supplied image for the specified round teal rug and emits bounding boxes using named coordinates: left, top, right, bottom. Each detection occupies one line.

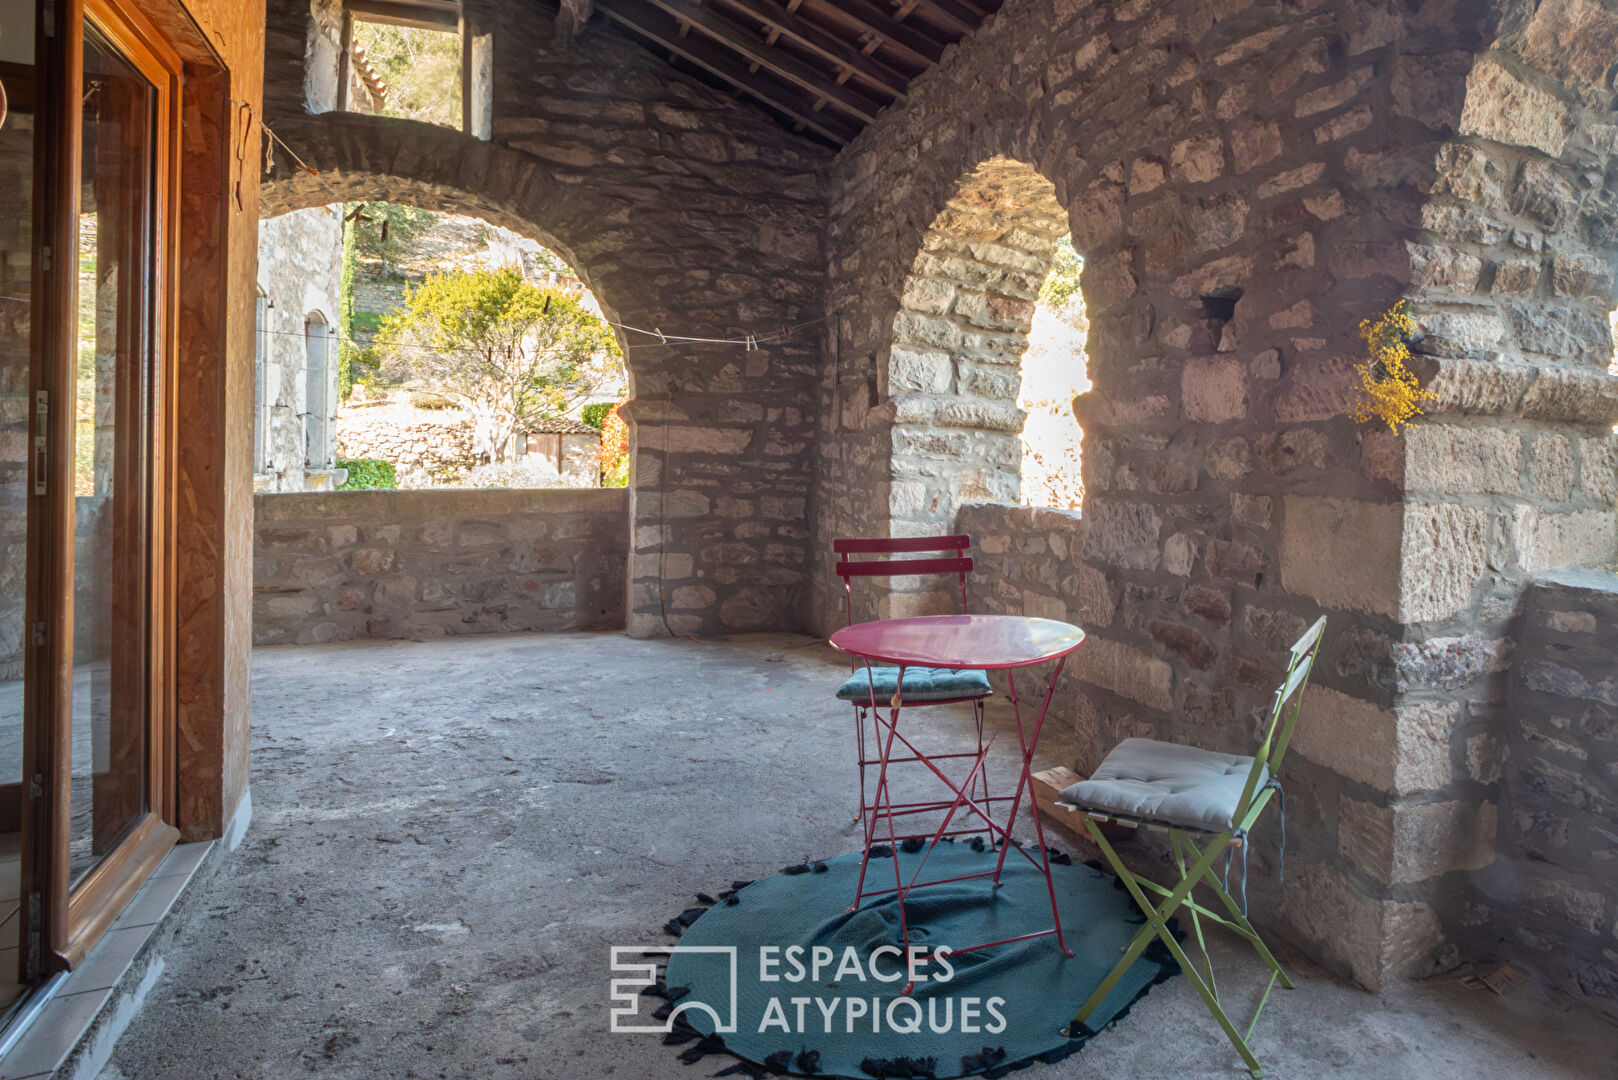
left=660, top=843, right=1176, bottom=1078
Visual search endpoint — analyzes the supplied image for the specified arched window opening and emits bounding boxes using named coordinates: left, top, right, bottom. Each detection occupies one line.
left=1018, top=236, right=1088, bottom=511
left=256, top=200, right=625, bottom=492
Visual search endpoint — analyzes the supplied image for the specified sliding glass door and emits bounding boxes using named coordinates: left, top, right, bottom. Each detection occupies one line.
left=13, top=0, right=180, bottom=981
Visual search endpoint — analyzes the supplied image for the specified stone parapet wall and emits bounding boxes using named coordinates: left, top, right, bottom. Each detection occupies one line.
left=1499, top=570, right=1618, bottom=1017
left=253, top=488, right=628, bottom=644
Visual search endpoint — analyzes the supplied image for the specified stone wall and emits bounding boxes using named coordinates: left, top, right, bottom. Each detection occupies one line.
left=255, top=204, right=345, bottom=491
left=253, top=488, right=628, bottom=644
left=335, top=400, right=480, bottom=485
left=260, top=0, right=829, bottom=638
left=1498, top=570, right=1618, bottom=1018
left=817, top=0, right=1618, bottom=991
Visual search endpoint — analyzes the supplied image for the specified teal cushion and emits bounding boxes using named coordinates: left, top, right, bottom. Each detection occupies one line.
left=834, top=665, right=993, bottom=703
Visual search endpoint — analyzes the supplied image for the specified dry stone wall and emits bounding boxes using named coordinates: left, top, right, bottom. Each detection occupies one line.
left=1500, top=570, right=1618, bottom=1018
left=253, top=488, right=628, bottom=643
left=261, top=0, right=829, bottom=637
left=818, top=0, right=1618, bottom=991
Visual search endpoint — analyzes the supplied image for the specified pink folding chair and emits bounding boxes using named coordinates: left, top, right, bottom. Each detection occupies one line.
left=833, top=536, right=995, bottom=830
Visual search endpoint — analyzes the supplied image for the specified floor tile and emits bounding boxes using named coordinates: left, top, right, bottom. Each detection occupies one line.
left=108, top=874, right=185, bottom=931
left=0, top=987, right=108, bottom=1078
left=58, top=926, right=149, bottom=997
left=151, top=841, right=210, bottom=881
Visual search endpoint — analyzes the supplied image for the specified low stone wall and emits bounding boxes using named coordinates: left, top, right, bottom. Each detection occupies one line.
left=254, top=489, right=628, bottom=645
left=1499, top=571, right=1618, bottom=1017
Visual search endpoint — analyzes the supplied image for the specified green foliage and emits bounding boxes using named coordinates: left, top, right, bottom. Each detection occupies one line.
left=349, top=201, right=437, bottom=265
left=580, top=402, right=613, bottom=429
left=338, top=213, right=358, bottom=399
left=351, top=21, right=461, bottom=128
left=336, top=457, right=397, bottom=490
left=1039, top=236, right=1084, bottom=308
left=373, top=267, right=622, bottom=461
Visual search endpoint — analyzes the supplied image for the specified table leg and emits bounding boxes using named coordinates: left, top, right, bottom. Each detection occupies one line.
left=990, top=657, right=1073, bottom=956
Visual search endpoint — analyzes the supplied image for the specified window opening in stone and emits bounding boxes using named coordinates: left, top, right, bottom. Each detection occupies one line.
left=303, top=311, right=334, bottom=471
left=1018, top=236, right=1089, bottom=511
left=348, top=19, right=462, bottom=130
left=256, top=200, right=626, bottom=492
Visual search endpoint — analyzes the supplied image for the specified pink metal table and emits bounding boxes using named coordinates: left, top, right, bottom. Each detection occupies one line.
left=829, top=614, right=1086, bottom=984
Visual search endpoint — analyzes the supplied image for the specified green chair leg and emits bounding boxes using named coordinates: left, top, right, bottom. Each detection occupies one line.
left=1067, top=818, right=1282, bottom=1079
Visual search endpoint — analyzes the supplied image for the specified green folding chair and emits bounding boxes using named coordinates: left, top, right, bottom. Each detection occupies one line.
left=1054, top=616, right=1325, bottom=1078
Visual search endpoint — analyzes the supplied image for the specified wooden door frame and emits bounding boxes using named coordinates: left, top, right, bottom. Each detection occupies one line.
left=25, top=0, right=182, bottom=973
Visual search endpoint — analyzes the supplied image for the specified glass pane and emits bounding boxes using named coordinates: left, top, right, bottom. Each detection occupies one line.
left=70, top=24, right=156, bottom=887
left=0, top=0, right=37, bottom=1004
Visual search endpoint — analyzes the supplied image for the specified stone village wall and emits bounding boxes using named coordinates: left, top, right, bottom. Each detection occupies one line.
left=253, top=488, right=628, bottom=644
left=816, top=0, right=1618, bottom=997
left=255, top=204, right=345, bottom=491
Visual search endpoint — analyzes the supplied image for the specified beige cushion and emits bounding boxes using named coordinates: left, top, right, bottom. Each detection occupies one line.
left=1059, top=737, right=1266, bottom=833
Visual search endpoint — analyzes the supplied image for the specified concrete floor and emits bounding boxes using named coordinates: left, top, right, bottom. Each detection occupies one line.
left=98, top=632, right=1616, bottom=1080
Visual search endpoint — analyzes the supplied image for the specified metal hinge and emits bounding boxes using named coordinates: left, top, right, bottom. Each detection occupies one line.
left=28, top=773, right=42, bottom=799
left=40, top=245, right=51, bottom=271
left=42, top=0, right=54, bottom=37
left=31, top=621, right=44, bottom=648
left=33, top=391, right=47, bottom=495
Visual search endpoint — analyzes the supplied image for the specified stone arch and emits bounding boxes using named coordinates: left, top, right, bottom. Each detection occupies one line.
left=878, top=156, right=1071, bottom=613
left=259, top=111, right=829, bottom=639
left=260, top=113, right=633, bottom=364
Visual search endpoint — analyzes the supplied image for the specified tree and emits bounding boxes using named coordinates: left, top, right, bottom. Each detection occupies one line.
left=350, top=21, right=461, bottom=129
left=348, top=201, right=436, bottom=267
left=372, top=267, right=621, bottom=463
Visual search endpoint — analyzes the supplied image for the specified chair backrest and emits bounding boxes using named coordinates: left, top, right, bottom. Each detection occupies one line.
left=1232, top=615, right=1326, bottom=830
left=833, top=535, right=973, bottom=627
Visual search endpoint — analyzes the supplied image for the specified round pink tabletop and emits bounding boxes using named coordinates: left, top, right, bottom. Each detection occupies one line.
left=830, top=614, right=1085, bottom=670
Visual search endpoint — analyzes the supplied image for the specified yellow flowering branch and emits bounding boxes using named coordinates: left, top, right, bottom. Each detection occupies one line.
left=1348, top=300, right=1432, bottom=434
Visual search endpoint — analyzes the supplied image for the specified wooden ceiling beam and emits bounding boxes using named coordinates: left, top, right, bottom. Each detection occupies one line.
left=347, top=0, right=461, bottom=30
left=636, top=0, right=886, bottom=123
left=905, top=0, right=979, bottom=38
left=711, top=0, right=910, bottom=98
left=808, top=0, right=944, bottom=67
left=595, top=0, right=859, bottom=143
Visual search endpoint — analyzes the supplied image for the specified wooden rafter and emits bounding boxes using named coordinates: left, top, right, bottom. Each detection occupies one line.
left=637, top=0, right=887, bottom=122
left=711, top=0, right=911, bottom=98
left=809, top=0, right=946, bottom=67
left=596, top=0, right=862, bottom=143
left=571, top=0, right=996, bottom=145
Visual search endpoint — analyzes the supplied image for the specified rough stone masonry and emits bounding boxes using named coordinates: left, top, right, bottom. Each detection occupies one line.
left=252, top=0, right=1618, bottom=1006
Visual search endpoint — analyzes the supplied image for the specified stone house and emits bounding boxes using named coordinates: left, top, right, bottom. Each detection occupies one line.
left=253, top=204, right=347, bottom=492
left=4, top=0, right=1618, bottom=1071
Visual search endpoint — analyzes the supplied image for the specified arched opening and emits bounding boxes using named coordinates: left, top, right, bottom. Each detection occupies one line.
left=883, top=157, right=1085, bottom=612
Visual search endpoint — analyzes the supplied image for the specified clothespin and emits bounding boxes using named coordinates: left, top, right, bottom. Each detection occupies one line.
left=656, top=328, right=667, bottom=345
